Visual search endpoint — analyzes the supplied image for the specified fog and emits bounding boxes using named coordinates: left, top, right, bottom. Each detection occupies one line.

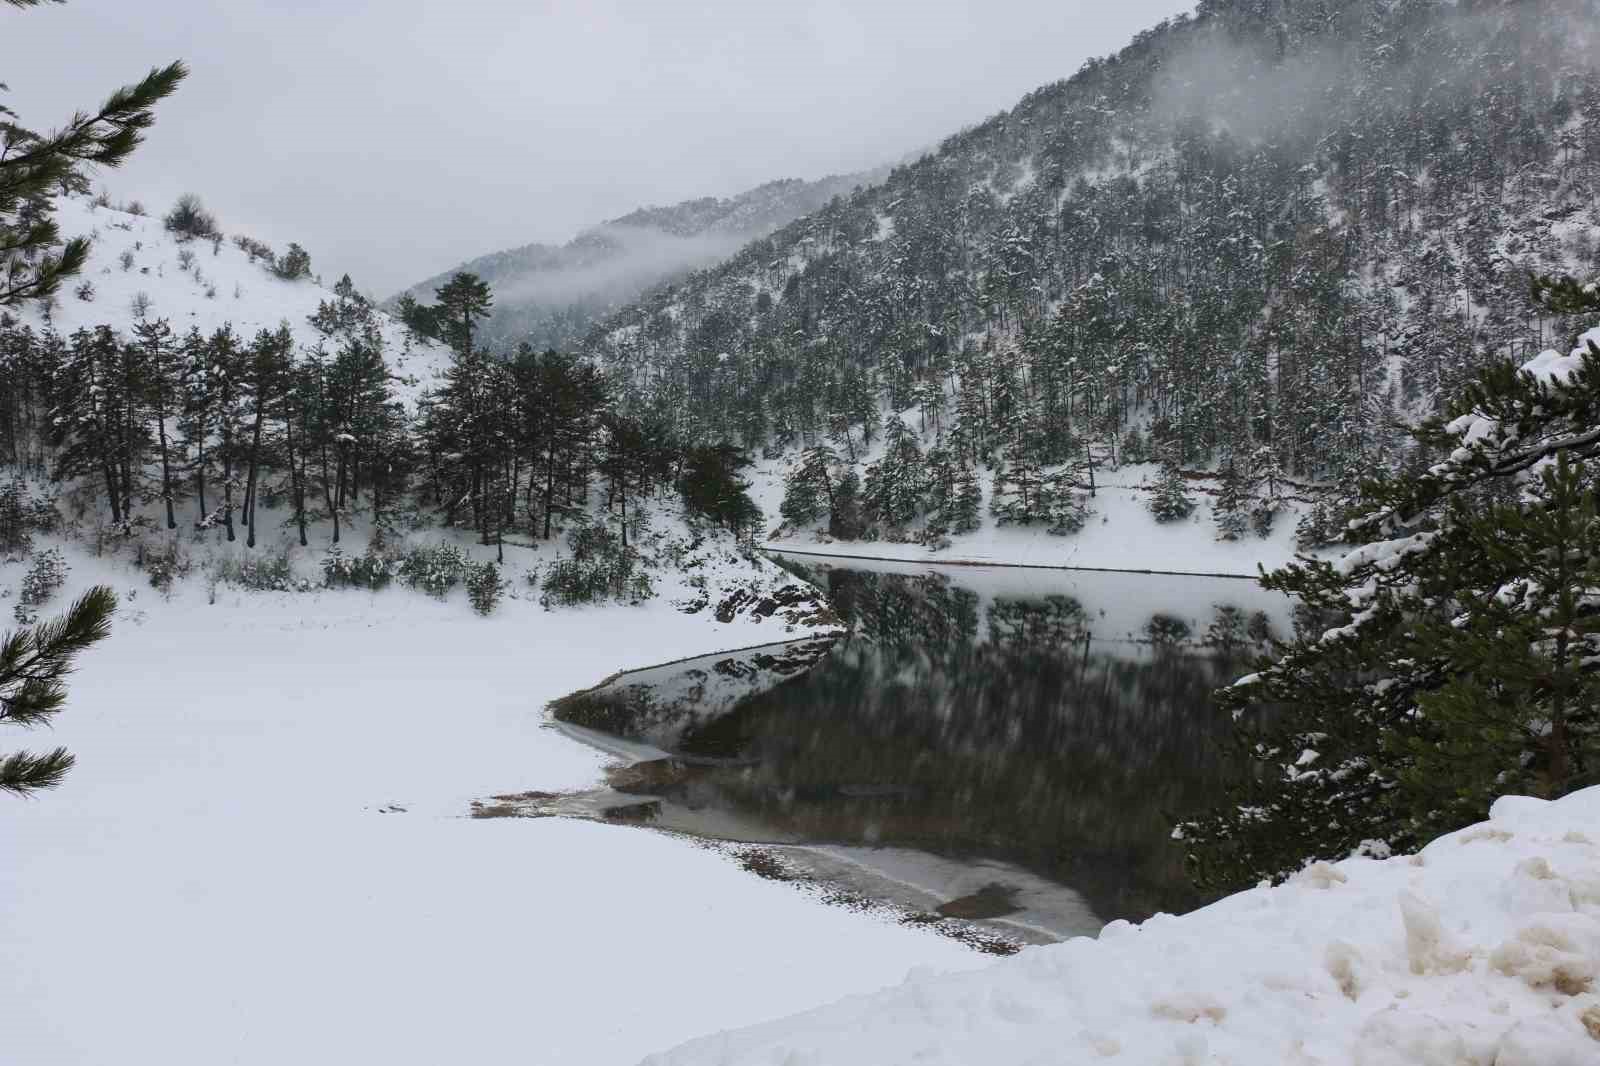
left=5, top=0, right=1194, bottom=296
left=487, top=225, right=752, bottom=310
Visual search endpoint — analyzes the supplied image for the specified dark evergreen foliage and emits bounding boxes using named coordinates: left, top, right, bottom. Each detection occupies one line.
left=271, top=242, right=311, bottom=281
left=1148, top=455, right=1195, bottom=523
left=0, top=585, right=115, bottom=795
left=162, top=194, right=217, bottom=242
left=1179, top=334, right=1600, bottom=891
left=678, top=443, right=761, bottom=535
left=574, top=0, right=1600, bottom=542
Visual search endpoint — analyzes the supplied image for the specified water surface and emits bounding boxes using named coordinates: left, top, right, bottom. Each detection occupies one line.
left=548, top=558, right=1292, bottom=939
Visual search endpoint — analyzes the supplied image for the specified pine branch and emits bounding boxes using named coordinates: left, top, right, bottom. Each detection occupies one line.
left=0, top=746, right=73, bottom=795
left=0, top=53, right=185, bottom=305
left=0, top=585, right=116, bottom=728
left=1531, top=274, right=1600, bottom=315
left=0, top=61, right=187, bottom=200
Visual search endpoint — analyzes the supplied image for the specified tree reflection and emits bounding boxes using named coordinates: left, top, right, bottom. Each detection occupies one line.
left=555, top=566, right=1278, bottom=922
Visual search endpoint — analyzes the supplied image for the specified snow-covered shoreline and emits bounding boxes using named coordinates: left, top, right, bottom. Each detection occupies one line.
left=645, top=786, right=1600, bottom=1065
left=749, top=463, right=1306, bottom=579
left=766, top=542, right=1268, bottom=579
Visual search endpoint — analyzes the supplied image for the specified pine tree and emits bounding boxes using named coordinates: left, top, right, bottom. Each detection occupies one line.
left=48, top=326, right=127, bottom=522
left=1045, top=467, right=1093, bottom=535
left=1212, top=458, right=1251, bottom=541
left=1247, top=444, right=1287, bottom=538
left=1530, top=274, right=1600, bottom=316
left=1148, top=452, right=1194, bottom=523
left=0, top=585, right=115, bottom=796
left=990, top=399, right=1052, bottom=526
left=779, top=445, right=837, bottom=528
left=131, top=317, right=182, bottom=529
left=238, top=327, right=291, bottom=548
left=1178, top=335, right=1600, bottom=891
left=432, top=273, right=493, bottom=358
left=862, top=416, right=925, bottom=530
left=1400, top=453, right=1600, bottom=823
left=1, top=8, right=184, bottom=304
left=948, top=463, right=983, bottom=535
left=678, top=443, right=760, bottom=536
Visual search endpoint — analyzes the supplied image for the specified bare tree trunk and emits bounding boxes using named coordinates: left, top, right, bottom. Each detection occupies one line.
left=243, top=394, right=266, bottom=549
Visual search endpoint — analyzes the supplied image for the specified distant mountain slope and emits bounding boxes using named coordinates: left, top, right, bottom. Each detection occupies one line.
left=389, top=172, right=882, bottom=352
left=583, top=0, right=1600, bottom=553
left=12, top=195, right=449, bottom=404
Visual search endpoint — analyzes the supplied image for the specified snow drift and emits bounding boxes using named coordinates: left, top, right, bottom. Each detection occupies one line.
left=643, top=785, right=1600, bottom=1065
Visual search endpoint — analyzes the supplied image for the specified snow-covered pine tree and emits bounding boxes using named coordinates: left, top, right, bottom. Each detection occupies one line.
left=431, top=272, right=493, bottom=359
left=949, top=463, right=983, bottom=535
left=1045, top=471, right=1092, bottom=535
left=1179, top=329, right=1600, bottom=891
left=991, top=445, right=1052, bottom=526
left=990, top=381, right=1056, bottom=526
left=1247, top=444, right=1287, bottom=538
left=862, top=416, right=925, bottom=531
left=1212, top=458, right=1251, bottom=541
left=131, top=317, right=183, bottom=530
left=1148, top=451, right=1194, bottom=523
left=779, top=445, right=837, bottom=529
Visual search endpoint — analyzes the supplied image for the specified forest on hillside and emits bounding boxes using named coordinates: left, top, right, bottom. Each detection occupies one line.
left=391, top=173, right=878, bottom=355
left=0, top=264, right=760, bottom=613
left=586, top=0, right=1600, bottom=547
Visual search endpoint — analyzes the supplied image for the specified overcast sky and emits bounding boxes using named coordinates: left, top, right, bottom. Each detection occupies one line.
left=9, top=0, right=1194, bottom=295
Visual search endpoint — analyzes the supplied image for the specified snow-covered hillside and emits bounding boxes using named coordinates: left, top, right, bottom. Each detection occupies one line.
left=0, top=533, right=975, bottom=1066
left=645, top=785, right=1600, bottom=1065
left=580, top=0, right=1600, bottom=582
left=1, top=195, right=984, bottom=1065
left=392, top=170, right=881, bottom=353
left=15, top=194, right=449, bottom=402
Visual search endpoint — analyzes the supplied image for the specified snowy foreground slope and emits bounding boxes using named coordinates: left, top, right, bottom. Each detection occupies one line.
left=1, top=193, right=987, bottom=1066
left=0, top=540, right=980, bottom=1066
left=644, top=788, right=1600, bottom=1065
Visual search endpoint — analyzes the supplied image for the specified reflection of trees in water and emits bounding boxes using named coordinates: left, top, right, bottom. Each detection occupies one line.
left=555, top=567, right=1274, bottom=921
left=988, top=596, right=1091, bottom=649
left=825, top=568, right=980, bottom=648
left=669, top=571, right=1266, bottom=922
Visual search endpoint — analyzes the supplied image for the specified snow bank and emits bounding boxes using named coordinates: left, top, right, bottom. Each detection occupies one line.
left=1522, top=325, right=1599, bottom=387
left=0, top=526, right=974, bottom=1066
left=643, top=786, right=1600, bottom=1065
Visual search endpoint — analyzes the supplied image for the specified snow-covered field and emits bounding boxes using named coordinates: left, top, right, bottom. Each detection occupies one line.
left=0, top=536, right=981, bottom=1065
left=1, top=194, right=985, bottom=1066
left=646, top=786, right=1600, bottom=1065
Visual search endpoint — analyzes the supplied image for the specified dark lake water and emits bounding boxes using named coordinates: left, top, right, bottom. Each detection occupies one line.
left=547, top=557, right=1293, bottom=942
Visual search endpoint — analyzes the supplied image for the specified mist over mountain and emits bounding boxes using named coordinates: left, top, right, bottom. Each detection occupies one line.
left=391, top=172, right=882, bottom=352
left=577, top=0, right=1600, bottom=549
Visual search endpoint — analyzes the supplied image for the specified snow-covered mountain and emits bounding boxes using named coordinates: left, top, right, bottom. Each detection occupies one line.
left=390, top=172, right=882, bottom=352
left=581, top=0, right=1600, bottom=563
